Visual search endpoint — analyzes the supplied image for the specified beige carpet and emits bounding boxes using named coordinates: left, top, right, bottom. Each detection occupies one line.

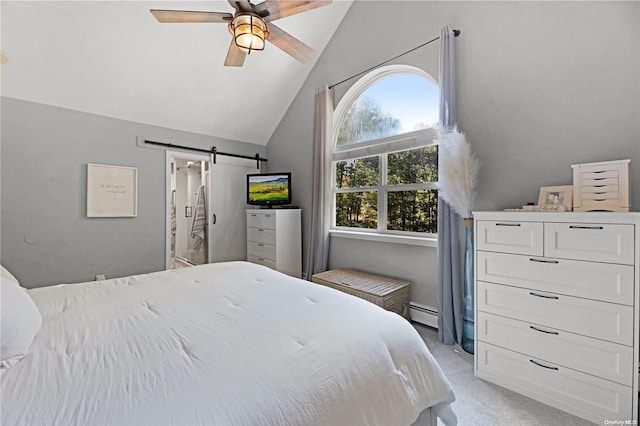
left=413, top=323, right=591, bottom=426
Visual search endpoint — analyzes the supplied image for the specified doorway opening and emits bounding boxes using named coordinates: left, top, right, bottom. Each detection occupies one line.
left=167, top=152, right=210, bottom=270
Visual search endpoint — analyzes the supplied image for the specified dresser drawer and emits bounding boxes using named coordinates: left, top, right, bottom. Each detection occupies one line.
left=580, top=184, right=619, bottom=195
left=477, top=312, right=633, bottom=386
left=247, top=212, right=276, bottom=229
left=544, top=222, right=635, bottom=265
left=476, top=220, right=543, bottom=255
left=247, top=227, right=276, bottom=245
left=477, top=281, right=634, bottom=345
left=476, top=342, right=632, bottom=424
left=248, top=255, right=277, bottom=270
left=477, top=251, right=634, bottom=305
left=247, top=241, right=276, bottom=260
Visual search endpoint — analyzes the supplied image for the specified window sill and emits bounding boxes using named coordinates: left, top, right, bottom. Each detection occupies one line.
left=329, top=230, right=437, bottom=247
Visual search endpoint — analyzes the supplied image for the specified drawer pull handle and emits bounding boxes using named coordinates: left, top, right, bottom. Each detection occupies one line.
left=257, top=229, right=264, bottom=232
left=530, top=326, right=559, bottom=335
left=529, top=292, right=559, bottom=300
left=258, top=257, right=264, bottom=261
left=258, top=243, right=264, bottom=247
left=495, top=223, right=521, bottom=227
left=265, top=214, right=272, bottom=218
left=340, top=282, right=352, bottom=287
left=529, top=258, right=559, bottom=264
left=530, top=360, right=559, bottom=371
left=251, top=214, right=257, bottom=217
left=569, top=225, right=603, bottom=230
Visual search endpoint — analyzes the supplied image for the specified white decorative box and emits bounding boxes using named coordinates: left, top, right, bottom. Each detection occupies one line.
left=571, top=159, right=630, bottom=212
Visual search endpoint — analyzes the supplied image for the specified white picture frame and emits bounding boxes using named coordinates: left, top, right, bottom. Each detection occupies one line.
left=87, top=163, right=138, bottom=217
left=537, top=185, right=573, bottom=212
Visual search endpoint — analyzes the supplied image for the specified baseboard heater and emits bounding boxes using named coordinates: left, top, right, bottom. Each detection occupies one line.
left=409, top=302, right=438, bottom=328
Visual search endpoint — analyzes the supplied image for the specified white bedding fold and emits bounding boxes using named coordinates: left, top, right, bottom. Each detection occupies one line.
left=1, top=261, right=455, bottom=426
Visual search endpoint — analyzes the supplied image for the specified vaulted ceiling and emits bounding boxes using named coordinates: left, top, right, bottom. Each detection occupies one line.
left=0, top=1, right=352, bottom=145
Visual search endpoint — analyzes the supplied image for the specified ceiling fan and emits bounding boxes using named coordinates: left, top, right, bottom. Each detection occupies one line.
left=150, top=1, right=332, bottom=67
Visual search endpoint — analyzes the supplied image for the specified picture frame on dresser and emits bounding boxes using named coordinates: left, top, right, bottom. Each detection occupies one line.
left=537, top=185, right=573, bottom=211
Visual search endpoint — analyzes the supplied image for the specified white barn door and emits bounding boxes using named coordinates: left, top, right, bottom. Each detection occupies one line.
left=208, top=156, right=259, bottom=263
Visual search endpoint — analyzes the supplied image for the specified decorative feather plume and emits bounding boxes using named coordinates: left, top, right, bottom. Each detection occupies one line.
left=436, top=125, right=480, bottom=218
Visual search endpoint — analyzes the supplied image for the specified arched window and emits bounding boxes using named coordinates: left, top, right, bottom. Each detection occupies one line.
left=331, top=65, right=439, bottom=237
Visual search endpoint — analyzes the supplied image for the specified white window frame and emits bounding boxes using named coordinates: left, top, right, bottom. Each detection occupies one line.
left=330, top=65, right=439, bottom=242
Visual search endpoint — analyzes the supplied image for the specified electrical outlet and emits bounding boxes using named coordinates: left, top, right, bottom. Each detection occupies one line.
left=95, top=274, right=106, bottom=281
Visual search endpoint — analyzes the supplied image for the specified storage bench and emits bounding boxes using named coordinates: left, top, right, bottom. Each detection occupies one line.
left=311, top=269, right=410, bottom=319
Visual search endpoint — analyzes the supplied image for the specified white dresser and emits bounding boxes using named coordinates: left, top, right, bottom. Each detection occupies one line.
left=474, top=211, right=640, bottom=424
left=246, top=209, right=302, bottom=278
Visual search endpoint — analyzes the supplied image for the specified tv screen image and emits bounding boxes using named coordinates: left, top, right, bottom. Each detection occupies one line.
left=247, top=173, right=292, bottom=207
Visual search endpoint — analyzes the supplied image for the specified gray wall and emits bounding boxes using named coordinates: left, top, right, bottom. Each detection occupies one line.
left=1, top=97, right=265, bottom=288
left=266, top=1, right=640, bottom=308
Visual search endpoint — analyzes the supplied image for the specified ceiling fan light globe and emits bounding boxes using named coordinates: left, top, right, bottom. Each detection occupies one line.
left=228, top=13, right=268, bottom=54
left=236, top=34, right=265, bottom=52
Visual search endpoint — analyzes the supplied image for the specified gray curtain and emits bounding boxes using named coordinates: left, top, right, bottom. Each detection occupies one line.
left=305, top=85, right=333, bottom=278
left=437, top=26, right=463, bottom=345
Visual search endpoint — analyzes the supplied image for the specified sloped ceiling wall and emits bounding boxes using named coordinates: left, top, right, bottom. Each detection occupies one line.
left=1, top=0, right=352, bottom=145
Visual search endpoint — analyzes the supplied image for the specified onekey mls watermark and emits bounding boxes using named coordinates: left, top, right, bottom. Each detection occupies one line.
left=604, top=421, right=637, bottom=425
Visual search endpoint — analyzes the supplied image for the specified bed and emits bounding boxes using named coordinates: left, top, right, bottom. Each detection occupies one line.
left=1, top=261, right=456, bottom=425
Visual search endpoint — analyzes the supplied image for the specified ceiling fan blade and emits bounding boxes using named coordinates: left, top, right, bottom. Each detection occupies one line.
left=150, top=10, right=232, bottom=23
left=224, top=39, right=247, bottom=67
left=227, top=0, right=253, bottom=12
left=255, top=0, right=332, bottom=22
left=267, top=23, right=315, bottom=63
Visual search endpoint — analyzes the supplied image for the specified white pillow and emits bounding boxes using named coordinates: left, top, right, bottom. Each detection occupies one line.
left=1, top=265, right=20, bottom=287
left=1, top=269, right=42, bottom=369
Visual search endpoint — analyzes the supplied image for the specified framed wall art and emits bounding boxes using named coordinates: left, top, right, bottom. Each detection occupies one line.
left=87, top=163, right=138, bottom=217
left=537, top=185, right=573, bottom=212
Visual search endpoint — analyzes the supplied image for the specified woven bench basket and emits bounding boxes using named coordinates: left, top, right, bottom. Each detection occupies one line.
left=312, top=269, right=410, bottom=319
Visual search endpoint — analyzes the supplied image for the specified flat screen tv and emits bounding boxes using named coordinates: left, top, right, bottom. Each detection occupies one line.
left=247, top=173, right=292, bottom=208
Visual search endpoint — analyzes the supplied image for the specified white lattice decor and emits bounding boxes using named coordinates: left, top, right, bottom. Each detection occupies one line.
left=571, top=159, right=630, bottom=212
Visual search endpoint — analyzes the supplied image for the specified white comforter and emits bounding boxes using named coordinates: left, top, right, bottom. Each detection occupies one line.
left=1, top=262, right=455, bottom=426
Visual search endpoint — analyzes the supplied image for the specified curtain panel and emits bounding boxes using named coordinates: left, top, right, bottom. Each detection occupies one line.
left=305, top=85, right=334, bottom=278
left=437, top=26, right=463, bottom=345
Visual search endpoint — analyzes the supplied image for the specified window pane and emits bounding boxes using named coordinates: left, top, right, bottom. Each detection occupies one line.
left=335, top=192, right=377, bottom=229
left=337, top=74, right=439, bottom=147
left=387, top=189, right=438, bottom=233
left=335, top=157, right=379, bottom=188
left=388, top=146, right=438, bottom=185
